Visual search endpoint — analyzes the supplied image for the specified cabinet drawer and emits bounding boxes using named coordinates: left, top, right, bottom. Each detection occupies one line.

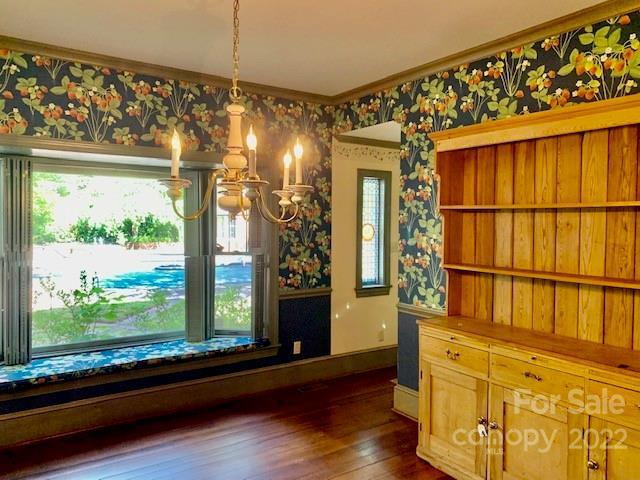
left=421, top=335, right=489, bottom=377
left=420, top=327, right=489, bottom=350
left=491, top=354, right=584, bottom=405
left=492, top=345, right=586, bottom=377
left=588, top=381, right=640, bottom=430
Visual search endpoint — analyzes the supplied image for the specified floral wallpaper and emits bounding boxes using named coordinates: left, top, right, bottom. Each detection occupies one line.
left=333, top=10, right=640, bottom=311
left=0, top=48, right=333, bottom=289
left=2, top=9, right=640, bottom=301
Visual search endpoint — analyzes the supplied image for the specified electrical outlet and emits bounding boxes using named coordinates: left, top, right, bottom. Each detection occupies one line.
left=293, top=340, right=302, bottom=355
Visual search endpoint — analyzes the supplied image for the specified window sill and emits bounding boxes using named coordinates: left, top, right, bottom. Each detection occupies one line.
left=0, top=337, right=266, bottom=394
left=355, top=285, right=391, bottom=298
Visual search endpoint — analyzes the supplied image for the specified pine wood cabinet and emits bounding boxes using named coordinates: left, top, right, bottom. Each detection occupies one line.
left=417, top=95, right=640, bottom=478
left=419, top=362, right=488, bottom=479
left=417, top=317, right=640, bottom=480
left=488, top=384, right=586, bottom=480
left=587, top=418, right=640, bottom=479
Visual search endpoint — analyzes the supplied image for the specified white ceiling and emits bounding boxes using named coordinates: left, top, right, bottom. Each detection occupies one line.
left=0, top=0, right=605, bottom=96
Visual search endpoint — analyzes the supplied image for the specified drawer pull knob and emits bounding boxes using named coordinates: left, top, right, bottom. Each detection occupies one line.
left=587, top=460, right=599, bottom=470
left=450, top=336, right=456, bottom=341
left=530, top=356, right=537, bottom=361
left=489, top=421, right=500, bottom=430
left=523, top=371, right=542, bottom=381
left=445, top=349, right=460, bottom=360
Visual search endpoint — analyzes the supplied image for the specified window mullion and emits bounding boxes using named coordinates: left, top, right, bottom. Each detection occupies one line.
left=183, top=169, right=214, bottom=342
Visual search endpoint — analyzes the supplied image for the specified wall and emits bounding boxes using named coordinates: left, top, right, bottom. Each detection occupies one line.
left=331, top=9, right=640, bottom=388
left=4, top=7, right=640, bottom=388
left=330, top=139, right=399, bottom=354
left=0, top=44, right=335, bottom=379
left=0, top=49, right=332, bottom=290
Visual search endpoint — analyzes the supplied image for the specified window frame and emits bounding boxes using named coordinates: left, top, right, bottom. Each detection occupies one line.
left=30, top=160, right=187, bottom=356
left=0, top=152, right=276, bottom=365
left=355, top=168, right=391, bottom=298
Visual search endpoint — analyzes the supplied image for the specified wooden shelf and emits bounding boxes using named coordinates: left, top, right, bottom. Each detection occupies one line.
left=442, top=263, right=640, bottom=290
left=439, top=201, right=640, bottom=211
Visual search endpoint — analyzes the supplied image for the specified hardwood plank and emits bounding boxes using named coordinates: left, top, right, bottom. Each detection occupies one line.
left=604, top=287, right=635, bottom=349
left=512, top=141, right=535, bottom=329
left=494, top=144, right=514, bottom=325
left=475, top=146, right=495, bottom=320
left=420, top=315, right=640, bottom=380
left=460, top=150, right=477, bottom=317
left=439, top=201, right=640, bottom=210
left=533, top=137, right=557, bottom=332
left=578, top=130, right=608, bottom=343
left=437, top=151, right=464, bottom=206
left=555, top=133, right=582, bottom=338
left=0, top=369, right=449, bottom=480
left=442, top=263, right=640, bottom=290
left=604, top=126, right=637, bottom=348
left=633, top=133, right=640, bottom=350
left=635, top=291, right=640, bottom=351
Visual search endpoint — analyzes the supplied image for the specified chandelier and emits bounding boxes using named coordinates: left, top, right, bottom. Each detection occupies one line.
left=159, top=0, right=312, bottom=223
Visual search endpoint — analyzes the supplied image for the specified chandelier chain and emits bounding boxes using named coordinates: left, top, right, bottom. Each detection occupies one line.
left=230, top=0, right=242, bottom=101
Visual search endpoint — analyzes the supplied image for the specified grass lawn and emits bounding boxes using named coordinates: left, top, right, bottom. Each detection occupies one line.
left=33, top=289, right=252, bottom=348
left=33, top=298, right=186, bottom=347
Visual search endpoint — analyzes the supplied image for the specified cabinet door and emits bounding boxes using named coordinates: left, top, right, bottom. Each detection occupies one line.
left=489, top=385, right=587, bottom=480
left=419, top=361, right=488, bottom=480
left=587, top=417, right=640, bottom=479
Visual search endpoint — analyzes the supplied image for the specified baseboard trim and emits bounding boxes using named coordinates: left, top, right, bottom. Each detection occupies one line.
left=392, top=382, right=418, bottom=421
left=0, top=345, right=397, bottom=448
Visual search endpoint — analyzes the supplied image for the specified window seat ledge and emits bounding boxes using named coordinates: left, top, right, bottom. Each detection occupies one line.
left=0, top=337, right=263, bottom=393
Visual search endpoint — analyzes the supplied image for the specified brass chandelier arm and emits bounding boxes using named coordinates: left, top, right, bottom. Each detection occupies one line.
left=255, top=189, right=300, bottom=224
left=171, top=170, right=223, bottom=221
left=239, top=194, right=251, bottom=221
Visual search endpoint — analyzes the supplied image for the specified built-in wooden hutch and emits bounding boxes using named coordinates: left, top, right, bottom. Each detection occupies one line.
left=417, top=95, right=640, bottom=480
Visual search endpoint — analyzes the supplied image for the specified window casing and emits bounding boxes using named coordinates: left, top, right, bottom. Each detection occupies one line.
left=355, top=169, right=391, bottom=297
left=0, top=155, right=273, bottom=365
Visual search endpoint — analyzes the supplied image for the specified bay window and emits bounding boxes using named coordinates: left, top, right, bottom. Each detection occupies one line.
left=0, top=155, right=271, bottom=366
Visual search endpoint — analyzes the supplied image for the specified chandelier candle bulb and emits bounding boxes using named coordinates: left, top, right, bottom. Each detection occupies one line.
left=283, top=151, right=292, bottom=189
left=294, top=138, right=303, bottom=185
left=170, top=129, right=181, bottom=178
left=246, top=125, right=257, bottom=177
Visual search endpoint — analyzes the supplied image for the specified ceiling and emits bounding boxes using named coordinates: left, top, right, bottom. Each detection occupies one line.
left=0, top=0, right=606, bottom=96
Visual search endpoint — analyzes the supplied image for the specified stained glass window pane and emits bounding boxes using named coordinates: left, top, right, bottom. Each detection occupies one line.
left=361, top=176, right=385, bottom=286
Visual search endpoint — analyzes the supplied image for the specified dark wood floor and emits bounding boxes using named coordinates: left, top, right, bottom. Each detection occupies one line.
left=0, top=367, right=450, bottom=480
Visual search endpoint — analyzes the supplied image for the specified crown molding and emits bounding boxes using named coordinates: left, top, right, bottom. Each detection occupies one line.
left=0, top=35, right=334, bottom=105
left=1, top=0, right=637, bottom=106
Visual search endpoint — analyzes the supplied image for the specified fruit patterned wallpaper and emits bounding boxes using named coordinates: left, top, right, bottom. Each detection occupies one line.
left=334, top=10, right=640, bottom=310
left=0, top=49, right=334, bottom=290
left=1, top=9, right=639, bottom=299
